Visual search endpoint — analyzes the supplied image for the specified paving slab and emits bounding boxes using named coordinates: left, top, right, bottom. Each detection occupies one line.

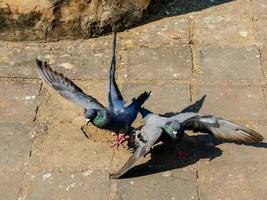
left=261, top=45, right=267, bottom=77
left=197, top=119, right=267, bottom=200
left=252, top=0, right=267, bottom=18
left=0, top=44, right=49, bottom=79
left=198, top=159, right=267, bottom=200
left=115, top=167, right=197, bottom=200
left=0, top=39, right=120, bottom=80
left=0, top=128, right=32, bottom=169
left=30, top=122, right=113, bottom=171
left=0, top=169, right=24, bottom=200
left=1, top=0, right=267, bottom=199
left=125, top=46, right=192, bottom=81
left=120, top=16, right=189, bottom=48
left=0, top=81, right=39, bottom=168
left=43, top=42, right=115, bottom=80
left=0, top=80, right=40, bottom=124
left=24, top=170, right=110, bottom=200
left=31, top=81, right=113, bottom=171
left=199, top=47, right=264, bottom=81
left=113, top=148, right=198, bottom=200
left=195, top=118, right=267, bottom=200
left=194, top=85, right=267, bottom=120
left=264, top=84, right=267, bottom=106
left=192, top=1, right=256, bottom=46
left=122, top=82, right=190, bottom=113
left=254, top=19, right=267, bottom=46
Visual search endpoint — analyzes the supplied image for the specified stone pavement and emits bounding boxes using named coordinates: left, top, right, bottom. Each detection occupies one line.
left=1, top=0, right=267, bottom=199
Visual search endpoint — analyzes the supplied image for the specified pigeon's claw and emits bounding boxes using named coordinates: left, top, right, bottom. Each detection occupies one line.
left=110, top=134, right=129, bottom=150
left=176, top=150, right=189, bottom=160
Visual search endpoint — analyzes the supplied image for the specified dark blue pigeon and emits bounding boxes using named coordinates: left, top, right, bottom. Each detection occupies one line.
left=110, top=102, right=264, bottom=178
left=36, top=32, right=151, bottom=149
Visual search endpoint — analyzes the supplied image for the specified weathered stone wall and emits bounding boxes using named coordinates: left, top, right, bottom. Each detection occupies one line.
left=0, top=0, right=151, bottom=41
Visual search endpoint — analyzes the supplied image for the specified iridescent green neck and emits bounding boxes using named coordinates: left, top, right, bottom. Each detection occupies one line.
left=163, top=124, right=173, bottom=136
left=93, top=110, right=107, bottom=127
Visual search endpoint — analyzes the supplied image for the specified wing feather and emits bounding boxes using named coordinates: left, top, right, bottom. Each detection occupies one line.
left=108, top=32, right=124, bottom=109
left=110, top=125, right=162, bottom=179
left=36, top=59, right=104, bottom=110
left=182, top=114, right=264, bottom=143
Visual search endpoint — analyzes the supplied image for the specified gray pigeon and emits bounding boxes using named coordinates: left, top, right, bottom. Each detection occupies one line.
left=36, top=32, right=151, bottom=148
left=110, top=107, right=264, bottom=178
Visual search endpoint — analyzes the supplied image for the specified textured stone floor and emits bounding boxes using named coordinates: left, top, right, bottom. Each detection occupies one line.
left=1, top=0, right=267, bottom=199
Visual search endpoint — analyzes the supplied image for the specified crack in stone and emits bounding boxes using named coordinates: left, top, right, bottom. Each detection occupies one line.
left=257, top=47, right=267, bottom=79
left=189, top=84, right=193, bottom=103
left=16, top=171, right=26, bottom=200
left=16, top=82, right=45, bottom=200
left=195, top=169, right=200, bottom=200
left=33, top=83, right=43, bottom=122
left=109, top=178, right=118, bottom=200
left=261, top=86, right=267, bottom=109
left=0, top=77, right=40, bottom=81
left=32, top=106, right=39, bottom=122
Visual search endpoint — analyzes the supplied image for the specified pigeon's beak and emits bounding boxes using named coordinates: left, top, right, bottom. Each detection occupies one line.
left=171, top=131, right=177, bottom=139
left=86, top=119, right=91, bottom=125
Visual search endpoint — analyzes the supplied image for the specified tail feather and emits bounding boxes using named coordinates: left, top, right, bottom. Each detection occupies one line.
left=108, top=32, right=124, bottom=106
left=133, top=91, right=151, bottom=108
left=109, top=32, right=117, bottom=79
left=139, top=107, right=152, bottom=119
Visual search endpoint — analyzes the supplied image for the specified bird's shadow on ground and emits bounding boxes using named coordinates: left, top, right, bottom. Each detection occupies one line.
left=119, top=95, right=211, bottom=179
left=119, top=136, right=221, bottom=179
left=162, top=95, right=206, bottom=117
left=118, top=95, right=267, bottom=179
left=120, top=135, right=267, bottom=179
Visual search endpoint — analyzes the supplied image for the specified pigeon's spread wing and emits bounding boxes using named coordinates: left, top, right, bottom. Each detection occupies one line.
left=182, top=114, right=264, bottom=143
left=181, top=95, right=206, bottom=113
left=108, top=32, right=124, bottom=109
left=110, top=125, right=162, bottom=179
left=36, top=59, right=105, bottom=110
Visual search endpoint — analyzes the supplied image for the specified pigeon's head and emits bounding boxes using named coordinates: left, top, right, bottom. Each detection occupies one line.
left=84, top=109, right=98, bottom=123
left=93, top=110, right=111, bottom=127
left=163, top=120, right=183, bottom=139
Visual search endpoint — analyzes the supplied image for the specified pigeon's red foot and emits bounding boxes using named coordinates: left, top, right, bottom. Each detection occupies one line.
left=110, top=134, right=129, bottom=150
left=176, top=150, right=189, bottom=160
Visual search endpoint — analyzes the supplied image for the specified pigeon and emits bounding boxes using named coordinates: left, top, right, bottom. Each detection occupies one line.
left=36, top=32, right=151, bottom=149
left=110, top=106, right=264, bottom=178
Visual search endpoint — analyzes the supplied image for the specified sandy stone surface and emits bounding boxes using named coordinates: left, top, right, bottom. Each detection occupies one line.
left=0, top=0, right=267, bottom=199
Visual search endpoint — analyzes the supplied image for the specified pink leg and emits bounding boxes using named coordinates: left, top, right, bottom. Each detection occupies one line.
left=110, top=134, right=129, bottom=150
